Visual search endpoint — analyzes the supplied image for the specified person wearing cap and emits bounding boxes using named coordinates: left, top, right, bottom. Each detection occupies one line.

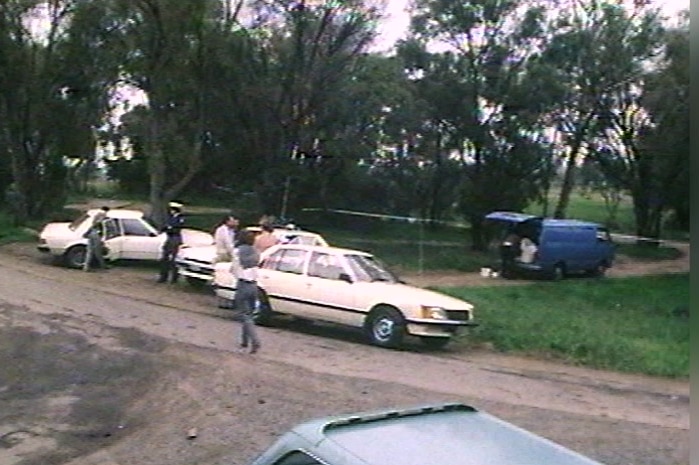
left=157, top=201, right=185, bottom=283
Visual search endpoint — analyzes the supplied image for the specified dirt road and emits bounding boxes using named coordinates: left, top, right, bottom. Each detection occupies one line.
left=0, top=242, right=689, bottom=465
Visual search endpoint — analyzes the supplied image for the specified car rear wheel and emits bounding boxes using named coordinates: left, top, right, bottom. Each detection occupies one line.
left=591, top=261, right=609, bottom=277
left=186, top=276, right=207, bottom=288
left=550, top=263, right=565, bottom=281
left=365, top=307, right=406, bottom=348
left=419, top=336, right=450, bottom=350
left=64, top=245, right=87, bottom=269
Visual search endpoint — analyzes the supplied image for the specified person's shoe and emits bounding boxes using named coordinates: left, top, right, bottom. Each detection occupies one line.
left=156, top=278, right=166, bottom=283
left=250, top=344, right=260, bottom=354
left=240, top=343, right=248, bottom=349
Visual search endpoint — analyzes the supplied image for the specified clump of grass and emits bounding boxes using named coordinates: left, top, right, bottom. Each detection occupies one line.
left=444, top=274, right=689, bottom=378
left=0, top=212, right=39, bottom=245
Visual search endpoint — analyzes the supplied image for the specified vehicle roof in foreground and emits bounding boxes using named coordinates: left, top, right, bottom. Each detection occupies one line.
left=293, top=403, right=603, bottom=465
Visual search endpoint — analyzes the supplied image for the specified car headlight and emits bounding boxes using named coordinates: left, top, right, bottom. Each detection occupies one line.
left=421, top=306, right=447, bottom=320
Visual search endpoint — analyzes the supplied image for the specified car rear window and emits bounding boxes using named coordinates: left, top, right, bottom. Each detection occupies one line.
left=69, top=213, right=90, bottom=230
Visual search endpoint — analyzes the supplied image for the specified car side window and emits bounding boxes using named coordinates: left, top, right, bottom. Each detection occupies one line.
left=308, top=252, right=343, bottom=280
left=102, top=219, right=121, bottom=240
left=272, top=451, right=323, bottom=465
left=121, top=218, right=153, bottom=236
left=275, top=249, right=307, bottom=274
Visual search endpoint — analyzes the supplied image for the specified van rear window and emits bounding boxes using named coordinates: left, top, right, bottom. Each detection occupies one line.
left=543, top=227, right=594, bottom=242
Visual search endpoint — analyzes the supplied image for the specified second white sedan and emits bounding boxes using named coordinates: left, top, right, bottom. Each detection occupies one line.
left=213, top=244, right=478, bottom=349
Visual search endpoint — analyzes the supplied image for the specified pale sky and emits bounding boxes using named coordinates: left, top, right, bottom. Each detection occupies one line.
left=371, top=0, right=690, bottom=52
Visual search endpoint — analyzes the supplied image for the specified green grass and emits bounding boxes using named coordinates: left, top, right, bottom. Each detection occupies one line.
left=0, top=212, right=40, bottom=245
left=526, top=190, right=636, bottom=232
left=616, top=243, right=684, bottom=261
left=443, top=274, right=689, bottom=378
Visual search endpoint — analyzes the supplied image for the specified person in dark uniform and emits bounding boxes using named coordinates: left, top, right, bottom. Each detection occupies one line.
left=157, top=201, right=185, bottom=283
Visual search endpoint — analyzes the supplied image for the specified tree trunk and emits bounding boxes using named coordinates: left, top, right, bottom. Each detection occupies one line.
left=470, top=214, right=486, bottom=251
left=554, top=114, right=595, bottom=219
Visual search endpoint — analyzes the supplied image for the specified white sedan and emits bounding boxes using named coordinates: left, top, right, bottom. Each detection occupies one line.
left=213, top=244, right=478, bottom=349
left=37, top=208, right=213, bottom=268
left=176, top=226, right=328, bottom=285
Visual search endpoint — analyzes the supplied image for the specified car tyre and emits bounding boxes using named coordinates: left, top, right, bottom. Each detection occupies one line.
left=366, top=306, right=406, bottom=348
left=64, top=245, right=87, bottom=269
left=419, top=336, right=450, bottom=350
left=186, top=276, right=206, bottom=288
left=550, top=263, right=565, bottom=281
left=591, top=261, right=609, bottom=277
left=253, top=288, right=274, bottom=326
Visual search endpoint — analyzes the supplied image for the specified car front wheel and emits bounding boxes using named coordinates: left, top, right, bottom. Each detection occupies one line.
left=366, top=307, right=406, bottom=348
left=64, top=245, right=87, bottom=269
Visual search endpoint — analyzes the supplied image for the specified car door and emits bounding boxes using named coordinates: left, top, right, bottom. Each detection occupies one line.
left=119, top=218, right=162, bottom=260
left=258, top=247, right=310, bottom=317
left=101, top=218, right=124, bottom=259
left=302, top=251, right=360, bottom=326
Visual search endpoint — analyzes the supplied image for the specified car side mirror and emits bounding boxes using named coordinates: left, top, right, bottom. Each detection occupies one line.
left=338, top=273, right=353, bottom=284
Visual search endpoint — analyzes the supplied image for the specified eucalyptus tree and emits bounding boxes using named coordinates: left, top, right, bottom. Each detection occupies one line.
left=239, top=0, right=382, bottom=216
left=405, top=0, right=557, bottom=249
left=540, top=0, right=664, bottom=219
left=103, top=0, right=235, bottom=226
left=0, top=0, right=120, bottom=221
left=589, top=13, right=688, bottom=238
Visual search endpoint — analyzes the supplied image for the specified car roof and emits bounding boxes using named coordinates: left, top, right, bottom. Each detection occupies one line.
left=485, top=211, right=602, bottom=228
left=87, top=208, right=145, bottom=219
left=292, top=403, right=603, bottom=465
left=245, top=225, right=322, bottom=236
left=270, top=243, right=372, bottom=257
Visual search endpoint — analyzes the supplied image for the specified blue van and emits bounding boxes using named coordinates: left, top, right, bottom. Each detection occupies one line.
left=485, top=211, right=615, bottom=280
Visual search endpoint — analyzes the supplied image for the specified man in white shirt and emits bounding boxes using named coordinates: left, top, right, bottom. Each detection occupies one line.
left=213, top=214, right=239, bottom=263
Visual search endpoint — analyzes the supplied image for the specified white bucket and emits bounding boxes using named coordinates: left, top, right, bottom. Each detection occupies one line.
left=480, top=267, right=491, bottom=277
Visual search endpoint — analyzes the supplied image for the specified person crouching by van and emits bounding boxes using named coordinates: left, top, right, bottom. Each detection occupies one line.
left=519, top=237, right=538, bottom=264
left=232, top=229, right=261, bottom=354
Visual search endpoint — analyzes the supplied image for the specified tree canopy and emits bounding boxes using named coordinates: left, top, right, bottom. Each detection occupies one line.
left=0, top=0, right=687, bottom=240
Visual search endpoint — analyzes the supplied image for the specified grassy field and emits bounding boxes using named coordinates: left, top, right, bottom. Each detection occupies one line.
left=443, top=273, right=689, bottom=378
left=0, top=212, right=39, bottom=245
left=526, top=190, right=636, bottom=232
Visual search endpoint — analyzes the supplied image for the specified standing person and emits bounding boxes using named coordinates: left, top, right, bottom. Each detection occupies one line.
left=213, top=213, right=239, bottom=263
left=253, top=222, right=279, bottom=253
left=157, top=201, right=185, bottom=283
left=83, top=206, right=110, bottom=272
left=233, top=229, right=261, bottom=354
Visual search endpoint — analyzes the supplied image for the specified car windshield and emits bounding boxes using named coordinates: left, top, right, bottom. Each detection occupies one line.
left=69, top=213, right=90, bottom=231
left=346, top=254, right=398, bottom=283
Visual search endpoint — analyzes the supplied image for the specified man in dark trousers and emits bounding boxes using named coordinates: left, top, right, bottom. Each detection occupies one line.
left=158, top=201, right=185, bottom=283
